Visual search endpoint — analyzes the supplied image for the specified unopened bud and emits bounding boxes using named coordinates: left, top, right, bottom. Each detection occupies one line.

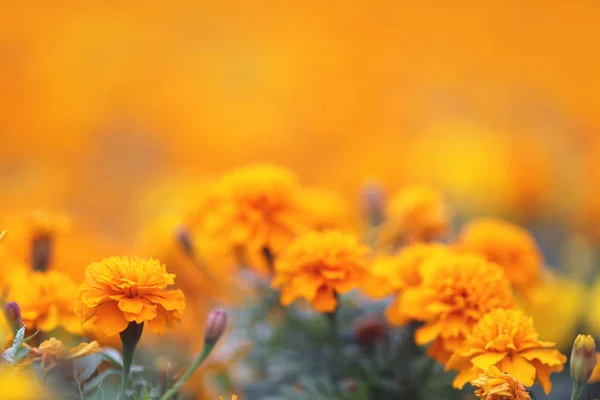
left=0, top=230, right=7, bottom=242
left=341, top=378, right=358, bottom=392
left=3, top=302, right=22, bottom=334
left=175, top=226, right=195, bottom=256
left=571, top=334, right=596, bottom=384
left=354, top=315, right=388, bottom=348
left=205, top=309, right=227, bottom=345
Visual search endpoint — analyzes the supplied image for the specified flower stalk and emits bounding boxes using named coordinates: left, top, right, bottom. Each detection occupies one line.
left=117, top=322, right=144, bottom=400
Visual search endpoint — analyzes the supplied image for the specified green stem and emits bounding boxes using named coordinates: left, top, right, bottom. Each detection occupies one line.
left=116, top=339, right=137, bottom=400
left=160, top=343, right=215, bottom=400
left=570, top=382, right=584, bottom=400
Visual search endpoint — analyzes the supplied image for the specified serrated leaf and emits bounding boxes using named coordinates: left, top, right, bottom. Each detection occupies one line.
left=73, top=353, right=105, bottom=383
left=3, top=325, right=27, bottom=363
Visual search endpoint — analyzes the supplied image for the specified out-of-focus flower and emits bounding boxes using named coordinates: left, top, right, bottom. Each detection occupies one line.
left=456, top=219, right=542, bottom=293
left=74, top=256, right=185, bottom=336
left=0, top=366, right=50, bottom=399
left=584, top=277, right=600, bottom=338
left=521, top=273, right=585, bottom=349
left=388, top=253, right=514, bottom=363
left=26, top=337, right=100, bottom=377
left=471, top=366, right=531, bottom=400
left=7, top=269, right=81, bottom=334
left=570, top=334, right=596, bottom=384
left=446, top=309, right=567, bottom=394
left=193, top=164, right=305, bottom=272
left=354, top=315, right=387, bottom=348
left=0, top=230, right=6, bottom=242
left=589, top=353, right=600, bottom=382
left=299, top=187, right=352, bottom=231
left=364, top=242, right=453, bottom=300
left=273, top=230, right=370, bottom=312
left=217, top=396, right=237, bottom=400
left=379, top=184, right=449, bottom=246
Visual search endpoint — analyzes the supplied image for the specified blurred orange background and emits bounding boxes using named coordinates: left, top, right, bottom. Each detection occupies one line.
left=2, top=1, right=600, bottom=246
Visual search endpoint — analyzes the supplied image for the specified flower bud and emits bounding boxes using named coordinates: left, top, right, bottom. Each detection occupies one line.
left=204, top=309, right=227, bottom=345
left=571, top=334, right=596, bottom=384
left=0, top=230, right=7, bottom=242
left=354, top=315, right=387, bottom=348
left=3, top=302, right=21, bottom=334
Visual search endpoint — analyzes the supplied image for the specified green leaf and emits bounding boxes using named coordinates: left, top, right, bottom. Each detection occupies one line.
left=73, top=353, right=105, bottom=383
left=3, top=325, right=27, bottom=363
left=102, top=347, right=123, bottom=367
left=82, top=369, right=121, bottom=394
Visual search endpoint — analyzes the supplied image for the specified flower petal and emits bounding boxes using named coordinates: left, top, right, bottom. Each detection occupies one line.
left=500, top=355, right=536, bottom=386
left=470, top=352, right=507, bottom=370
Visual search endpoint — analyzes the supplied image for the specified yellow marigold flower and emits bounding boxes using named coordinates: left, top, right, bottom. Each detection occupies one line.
left=300, top=187, right=351, bottom=231
left=380, top=184, right=449, bottom=245
left=7, top=269, right=81, bottom=334
left=0, top=366, right=50, bottom=399
left=272, top=230, right=370, bottom=312
left=446, top=309, right=567, bottom=394
left=388, top=253, right=514, bottom=363
left=471, top=366, right=531, bottom=400
left=456, top=219, right=542, bottom=292
left=364, top=242, right=453, bottom=298
left=74, top=256, right=185, bottom=336
left=196, top=164, right=305, bottom=270
left=27, top=337, right=100, bottom=377
left=521, top=273, right=585, bottom=349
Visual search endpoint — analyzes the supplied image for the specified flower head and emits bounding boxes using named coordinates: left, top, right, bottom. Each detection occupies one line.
left=0, top=366, right=49, bottom=399
left=380, top=184, right=449, bottom=245
left=7, top=270, right=81, bottom=334
left=446, top=309, right=567, bottom=394
left=456, top=219, right=542, bottom=292
left=74, top=256, right=185, bottom=336
left=300, top=187, right=351, bottom=231
left=471, top=366, right=531, bottom=400
left=389, top=253, right=514, bottom=363
left=195, top=164, right=305, bottom=270
left=273, top=230, right=370, bottom=312
left=27, top=337, right=100, bottom=377
left=364, top=242, right=453, bottom=298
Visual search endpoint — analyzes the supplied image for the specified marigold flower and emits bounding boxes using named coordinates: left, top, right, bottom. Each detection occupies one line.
left=74, top=256, right=185, bottom=336
left=0, top=366, right=50, bottom=399
left=456, top=219, right=542, bottom=292
left=27, top=337, right=100, bottom=377
left=364, top=242, right=453, bottom=298
left=388, top=253, right=514, bottom=363
left=272, top=230, right=370, bottom=312
left=300, top=187, right=351, bottom=231
left=471, top=366, right=531, bottom=400
left=195, top=164, right=305, bottom=271
left=7, top=269, right=81, bottom=334
left=446, top=309, right=567, bottom=394
left=379, top=184, right=449, bottom=245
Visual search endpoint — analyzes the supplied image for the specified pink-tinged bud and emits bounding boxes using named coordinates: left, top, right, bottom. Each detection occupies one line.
left=3, top=302, right=22, bottom=334
left=341, top=379, right=358, bottom=392
left=571, top=334, right=596, bottom=384
left=0, top=231, right=7, bottom=242
left=204, top=309, right=227, bottom=345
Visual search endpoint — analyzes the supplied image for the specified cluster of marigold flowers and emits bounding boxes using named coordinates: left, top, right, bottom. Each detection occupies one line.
left=1, top=163, right=600, bottom=399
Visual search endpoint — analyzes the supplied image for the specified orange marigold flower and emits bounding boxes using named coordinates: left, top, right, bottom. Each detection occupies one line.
left=300, top=187, right=351, bottom=231
left=456, top=219, right=542, bottom=292
left=364, top=242, right=453, bottom=298
left=446, top=309, right=566, bottom=394
left=196, top=164, right=305, bottom=269
left=27, top=337, right=100, bottom=377
left=379, top=184, right=449, bottom=245
left=74, top=256, right=185, bottom=336
left=272, top=230, right=370, bottom=312
left=7, top=269, right=81, bottom=334
left=388, top=253, right=514, bottom=363
left=471, top=366, right=531, bottom=400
